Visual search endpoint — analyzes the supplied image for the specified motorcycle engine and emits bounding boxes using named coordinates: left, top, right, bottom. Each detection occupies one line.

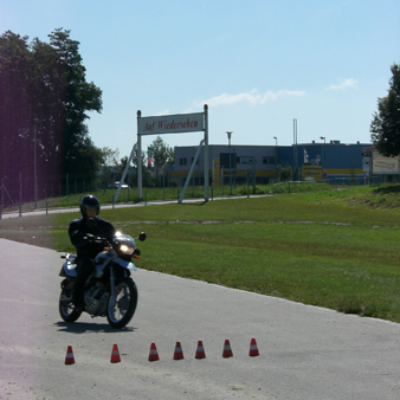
left=84, top=283, right=109, bottom=316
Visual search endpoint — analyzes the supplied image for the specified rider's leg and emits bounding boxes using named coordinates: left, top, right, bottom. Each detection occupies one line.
left=72, top=257, right=94, bottom=306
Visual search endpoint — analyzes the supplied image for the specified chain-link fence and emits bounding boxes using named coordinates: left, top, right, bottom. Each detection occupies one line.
left=0, top=171, right=397, bottom=219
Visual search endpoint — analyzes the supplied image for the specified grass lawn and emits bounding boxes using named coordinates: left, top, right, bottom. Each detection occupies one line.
left=1, top=184, right=400, bottom=322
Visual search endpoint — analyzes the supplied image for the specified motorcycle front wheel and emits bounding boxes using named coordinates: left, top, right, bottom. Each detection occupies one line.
left=59, top=281, right=82, bottom=323
left=107, top=277, right=138, bottom=329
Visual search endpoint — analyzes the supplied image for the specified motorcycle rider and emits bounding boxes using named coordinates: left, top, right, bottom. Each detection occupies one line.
left=68, top=195, right=115, bottom=307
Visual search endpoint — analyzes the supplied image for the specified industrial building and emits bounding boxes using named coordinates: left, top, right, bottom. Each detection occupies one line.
left=171, top=141, right=372, bottom=186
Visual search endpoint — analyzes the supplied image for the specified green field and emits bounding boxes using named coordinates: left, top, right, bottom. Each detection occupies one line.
left=2, top=181, right=333, bottom=212
left=2, top=184, right=400, bottom=322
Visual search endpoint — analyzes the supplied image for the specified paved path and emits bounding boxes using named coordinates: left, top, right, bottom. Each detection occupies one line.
left=1, top=239, right=400, bottom=399
left=0, top=194, right=270, bottom=220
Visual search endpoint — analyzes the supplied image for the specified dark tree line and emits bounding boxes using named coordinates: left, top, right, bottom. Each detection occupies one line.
left=371, top=63, right=400, bottom=157
left=0, top=28, right=102, bottom=202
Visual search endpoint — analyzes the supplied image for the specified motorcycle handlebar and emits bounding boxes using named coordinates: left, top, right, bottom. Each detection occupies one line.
left=84, top=235, right=110, bottom=245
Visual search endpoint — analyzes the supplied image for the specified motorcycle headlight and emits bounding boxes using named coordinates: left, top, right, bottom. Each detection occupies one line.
left=113, top=233, right=136, bottom=260
left=119, top=244, right=134, bottom=256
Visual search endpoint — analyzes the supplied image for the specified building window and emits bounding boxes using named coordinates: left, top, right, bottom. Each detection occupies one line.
left=263, top=156, right=275, bottom=164
left=179, top=158, right=187, bottom=166
left=238, top=156, right=255, bottom=164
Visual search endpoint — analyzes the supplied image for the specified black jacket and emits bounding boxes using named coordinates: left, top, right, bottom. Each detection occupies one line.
left=68, top=217, right=116, bottom=258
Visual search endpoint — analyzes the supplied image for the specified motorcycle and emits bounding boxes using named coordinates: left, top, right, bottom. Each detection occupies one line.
left=59, top=231, right=146, bottom=329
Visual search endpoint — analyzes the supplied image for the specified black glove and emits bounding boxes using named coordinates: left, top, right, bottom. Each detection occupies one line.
left=84, top=233, right=96, bottom=242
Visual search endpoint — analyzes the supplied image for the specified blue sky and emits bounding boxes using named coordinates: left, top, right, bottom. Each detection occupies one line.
left=2, top=0, right=399, bottom=157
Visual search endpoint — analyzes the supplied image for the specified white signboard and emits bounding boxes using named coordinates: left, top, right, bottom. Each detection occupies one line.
left=372, top=152, right=400, bottom=175
left=135, top=105, right=209, bottom=202
left=139, top=112, right=204, bottom=135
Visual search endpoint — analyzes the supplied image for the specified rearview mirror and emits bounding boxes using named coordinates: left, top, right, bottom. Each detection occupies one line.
left=138, top=232, right=147, bottom=242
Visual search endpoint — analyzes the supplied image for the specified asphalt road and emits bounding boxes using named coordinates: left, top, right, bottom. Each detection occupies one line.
left=1, top=238, right=400, bottom=400
left=0, top=194, right=268, bottom=220
left=0, top=200, right=174, bottom=220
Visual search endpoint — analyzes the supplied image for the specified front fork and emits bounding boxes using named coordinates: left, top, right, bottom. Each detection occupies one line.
left=109, top=266, right=116, bottom=307
left=59, top=279, right=73, bottom=302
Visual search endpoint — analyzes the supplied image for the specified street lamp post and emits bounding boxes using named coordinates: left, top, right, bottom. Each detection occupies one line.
left=226, top=131, right=233, bottom=195
left=34, top=126, right=38, bottom=209
left=320, top=136, right=326, bottom=179
left=273, top=136, right=278, bottom=181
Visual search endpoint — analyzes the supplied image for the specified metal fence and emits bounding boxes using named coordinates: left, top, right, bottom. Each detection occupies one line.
left=0, top=171, right=398, bottom=219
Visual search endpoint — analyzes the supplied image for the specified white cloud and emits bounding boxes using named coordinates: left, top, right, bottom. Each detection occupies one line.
left=194, top=88, right=305, bottom=108
left=328, top=78, right=359, bottom=90
left=155, top=109, right=171, bottom=116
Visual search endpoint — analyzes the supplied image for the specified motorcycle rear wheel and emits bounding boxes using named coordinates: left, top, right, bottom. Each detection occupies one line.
left=107, top=277, right=138, bottom=329
left=59, top=282, right=82, bottom=323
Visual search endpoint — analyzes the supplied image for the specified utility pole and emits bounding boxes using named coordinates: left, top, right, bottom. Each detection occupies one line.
left=226, top=131, right=233, bottom=195
left=293, top=119, right=298, bottom=181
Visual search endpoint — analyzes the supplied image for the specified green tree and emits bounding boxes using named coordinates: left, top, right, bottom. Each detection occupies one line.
left=97, top=147, right=120, bottom=189
left=0, top=28, right=103, bottom=201
left=99, top=147, right=120, bottom=167
left=148, top=136, right=174, bottom=178
left=277, top=163, right=293, bottom=182
left=29, top=36, right=64, bottom=174
left=0, top=32, right=32, bottom=184
left=48, top=29, right=103, bottom=175
left=370, top=63, right=400, bottom=157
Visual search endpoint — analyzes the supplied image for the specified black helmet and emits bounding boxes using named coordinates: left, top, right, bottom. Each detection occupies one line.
left=80, top=195, right=100, bottom=217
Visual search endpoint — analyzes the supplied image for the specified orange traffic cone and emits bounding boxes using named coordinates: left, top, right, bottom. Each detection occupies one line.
left=195, top=340, right=206, bottom=359
left=110, top=344, right=121, bottom=363
left=222, top=339, right=233, bottom=358
left=65, top=345, right=75, bottom=365
left=148, top=342, right=160, bottom=361
left=249, top=338, right=259, bottom=357
left=173, top=342, right=184, bottom=360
